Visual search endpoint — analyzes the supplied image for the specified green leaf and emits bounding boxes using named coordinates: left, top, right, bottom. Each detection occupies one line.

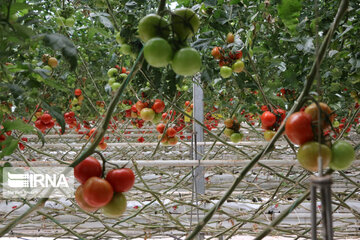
left=42, top=33, right=78, bottom=71
left=278, top=0, right=302, bottom=35
left=0, top=83, right=24, bottom=98
left=43, top=78, right=68, bottom=92
left=35, top=128, right=45, bottom=147
left=41, top=101, right=66, bottom=134
left=0, top=137, right=19, bottom=159
left=10, top=2, right=28, bottom=14
left=3, top=119, right=36, bottom=133
left=99, top=16, right=113, bottom=28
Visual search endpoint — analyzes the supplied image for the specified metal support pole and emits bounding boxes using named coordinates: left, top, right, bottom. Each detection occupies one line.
left=311, top=184, right=317, bottom=240
left=192, top=77, right=205, bottom=240
left=310, top=175, right=333, bottom=240
left=193, top=78, right=205, bottom=194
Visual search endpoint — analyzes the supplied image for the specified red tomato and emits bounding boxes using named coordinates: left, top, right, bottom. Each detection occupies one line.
left=229, top=50, right=242, bottom=60
left=211, top=46, right=222, bottom=59
left=185, top=101, right=190, bottom=106
left=83, top=177, right=113, bottom=207
left=75, top=185, right=99, bottom=212
left=41, top=113, right=52, bottom=124
left=35, top=119, right=46, bottom=131
left=74, top=89, right=82, bottom=96
left=156, top=123, right=165, bottom=134
left=261, top=111, right=276, bottom=128
left=285, top=112, right=314, bottom=145
left=45, top=119, right=55, bottom=129
left=152, top=100, right=165, bottom=113
left=121, top=67, right=126, bottom=73
left=166, top=127, right=177, bottom=137
left=106, top=168, right=135, bottom=192
left=74, top=156, right=102, bottom=184
left=0, top=134, right=6, bottom=142
left=131, top=105, right=137, bottom=112
left=235, top=50, right=242, bottom=59
left=64, top=111, right=75, bottom=118
left=135, top=101, right=145, bottom=112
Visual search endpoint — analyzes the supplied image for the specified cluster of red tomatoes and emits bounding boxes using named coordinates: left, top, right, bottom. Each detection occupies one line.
left=107, top=66, right=128, bottom=91
left=34, top=112, right=55, bottom=132
left=223, top=118, right=243, bottom=143
left=138, top=9, right=201, bottom=77
left=70, top=88, right=84, bottom=113
left=285, top=102, right=355, bottom=171
left=260, top=108, right=286, bottom=141
left=277, top=88, right=296, bottom=101
left=155, top=123, right=178, bottom=146
left=211, top=33, right=244, bottom=79
left=85, top=128, right=107, bottom=150
left=127, top=99, right=165, bottom=124
left=64, top=111, right=78, bottom=129
left=74, top=156, right=135, bottom=217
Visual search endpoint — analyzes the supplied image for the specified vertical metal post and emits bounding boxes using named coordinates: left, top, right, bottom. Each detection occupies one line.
left=310, top=175, right=333, bottom=240
left=193, top=78, right=205, bottom=194
left=311, top=184, right=317, bottom=240
left=192, top=76, right=205, bottom=240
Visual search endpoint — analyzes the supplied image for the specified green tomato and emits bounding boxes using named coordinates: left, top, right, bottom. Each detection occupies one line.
left=171, top=47, right=201, bottom=76
left=330, top=141, right=355, bottom=170
left=264, top=130, right=276, bottom=141
left=232, top=60, right=245, bottom=73
left=140, top=108, right=155, bottom=121
left=144, top=37, right=173, bottom=68
left=101, top=192, right=127, bottom=218
left=116, top=32, right=125, bottom=44
left=65, top=17, right=75, bottom=27
left=297, top=142, right=331, bottom=172
left=75, top=106, right=81, bottom=111
left=107, top=68, right=118, bottom=78
left=120, top=44, right=132, bottom=55
left=42, top=65, right=52, bottom=75
left=111, top=82, right=121, bottom=91
left=138, top=14, right=170, bottom=42
left=55, top=16, right=65, bottom=25
left=152, top=113, right=162, bottom=124
left=230, top=133, right=243, bottom=143
left=171, top=8, right=200, bottom=40
left=119, top=73, right=128, bottom=80
left=72, top=98, right=79, bottom=105
left=220, top=66, right=232, bottom=78
left=182, top=85, right=189, bottom=91
left=108, top=77, right=116, bottom=85
left=224, top=128, right=234, bottom=137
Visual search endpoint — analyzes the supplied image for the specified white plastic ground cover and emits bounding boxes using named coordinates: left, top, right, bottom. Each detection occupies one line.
left=1, top=129, right=359, bottom=239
